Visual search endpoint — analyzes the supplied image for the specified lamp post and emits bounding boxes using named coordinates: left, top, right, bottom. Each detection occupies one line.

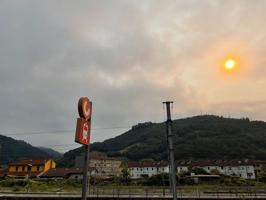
left=26, top=164, right=32, bottom=192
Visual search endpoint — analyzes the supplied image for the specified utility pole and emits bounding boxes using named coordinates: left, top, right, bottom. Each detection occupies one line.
left=82, top=144, right=90, bottom=200
left=0, top=144, right=1, bottom=166
left=163, top=101, right=177, bottom=200
left=75, top=97, right=92, bottom=200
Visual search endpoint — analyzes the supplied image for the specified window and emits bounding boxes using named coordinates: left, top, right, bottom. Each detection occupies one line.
left=221, top=166, right=224, bottom=170
left=247, top=173, right=253, bottom=177
left=152, top=168, right=153, bottom=170
left=37, top=166, right=44, bottom=171
left=15, top=166, right=18, bottom=171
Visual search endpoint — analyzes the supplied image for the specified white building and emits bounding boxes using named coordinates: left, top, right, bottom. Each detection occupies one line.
left=75, top=155, right=122, bottom=177
left=176, top=161, right=190, bottom=174
left=176, top=160, right=256, bottom=179
left=128, top=162, right=169, bottom=179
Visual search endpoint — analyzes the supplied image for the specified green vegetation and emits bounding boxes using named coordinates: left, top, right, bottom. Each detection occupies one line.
left=0, top=179, right=81, bottom=192
left=59, top=115, right=266, bottom=167
left=37, top=147, right=62, bottom=158
left=0, top=135, right=50, bottom=165
left=0, top=176, right=266, bottom=194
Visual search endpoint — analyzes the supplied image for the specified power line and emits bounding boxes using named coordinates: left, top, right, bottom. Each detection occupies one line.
left=1, top=126, right=131, bottom=136
left=45, top=143, right=78, bottom=147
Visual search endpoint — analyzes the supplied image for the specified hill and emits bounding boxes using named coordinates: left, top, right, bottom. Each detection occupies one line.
left=0, top=135, right=50, bottom=165
left=37, top=147, right=62, bottom=158
left=58, top=115, right=266, bottom=167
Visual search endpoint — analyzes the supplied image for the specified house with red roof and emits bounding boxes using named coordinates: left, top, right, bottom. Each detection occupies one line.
left=40, top=167, right=97, bottom=181
left=8, top=159, right=56, bottom=178
left=128, top=161, right=169, bottom=179
left=176, top=160, right=259, bottom=179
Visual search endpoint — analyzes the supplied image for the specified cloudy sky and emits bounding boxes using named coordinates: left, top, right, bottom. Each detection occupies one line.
left=1, top=0, right=266, bottom=152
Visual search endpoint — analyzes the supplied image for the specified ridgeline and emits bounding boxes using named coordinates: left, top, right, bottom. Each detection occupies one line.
left=0, top=135, right=62, bottom=165
left=59, top=115, right=266, bottom=167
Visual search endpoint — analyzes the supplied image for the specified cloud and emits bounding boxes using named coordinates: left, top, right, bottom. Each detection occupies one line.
left=0, top=0, right=266, bottom=152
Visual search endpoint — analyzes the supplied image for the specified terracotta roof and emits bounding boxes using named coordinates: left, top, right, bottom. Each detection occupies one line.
left=41, top=167, right=97, bottom=178
left=90, top=156, right=121, bottom=161
left=128, top=161, right=168, bottom=168
left=176, top=159, right=265, bottom=167
left=8, top=159, right=52, bottom=166
left=42, top=168, right=81, bottom=178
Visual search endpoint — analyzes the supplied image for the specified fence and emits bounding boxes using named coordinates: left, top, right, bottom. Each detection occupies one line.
left=86, top=186, right=266, bottom=198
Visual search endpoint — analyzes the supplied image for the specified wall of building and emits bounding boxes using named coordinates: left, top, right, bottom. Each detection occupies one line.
left=177, top=166, right=189, bottom=173
left=75, top=155, right=122, bottom=177
left=176, top=164, right=256, bottom=179
left=129, top=166, right=169, bottom=179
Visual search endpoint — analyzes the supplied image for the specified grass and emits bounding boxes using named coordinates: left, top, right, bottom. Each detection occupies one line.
left=0, top=179, right=265, bottom=194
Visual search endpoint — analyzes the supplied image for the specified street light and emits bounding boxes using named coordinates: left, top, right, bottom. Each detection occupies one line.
left=26, top=164, right=32, bottom=192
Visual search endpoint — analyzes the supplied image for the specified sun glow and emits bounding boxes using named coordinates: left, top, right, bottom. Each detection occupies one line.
left=224, top=59, right=236, bottom=70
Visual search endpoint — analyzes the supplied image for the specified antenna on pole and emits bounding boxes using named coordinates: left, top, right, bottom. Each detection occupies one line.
left=163, top=101, right=177, bottom=200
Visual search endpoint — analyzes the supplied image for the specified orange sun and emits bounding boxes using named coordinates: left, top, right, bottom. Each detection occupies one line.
left=224, top=59, right=236, bottom=71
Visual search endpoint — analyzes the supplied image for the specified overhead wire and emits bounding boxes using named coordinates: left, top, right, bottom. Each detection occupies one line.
left=1, top=126, right=131, bottom=136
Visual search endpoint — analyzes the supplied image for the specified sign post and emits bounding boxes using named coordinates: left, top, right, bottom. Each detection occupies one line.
left=75, top=97, right=92, bottom=200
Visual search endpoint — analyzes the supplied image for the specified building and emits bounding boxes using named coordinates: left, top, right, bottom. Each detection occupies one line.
left=128, top=161, right=169, bottom=179
left=188, top=174, right=221, bottom=184
left=176, top=160, right=257, bottom=179
left=132, top=122, right=153, bottom=130
left=75, top=155, right=122, bottom=178
left=176, top=160, right=191, bottom=174
left=0, top=168, right=7, bottom=179
left=252, top=160, right=266, bottom=178
left=8, top=159, right=56, bottom=178
left=41, top=167, right=97, bottom=181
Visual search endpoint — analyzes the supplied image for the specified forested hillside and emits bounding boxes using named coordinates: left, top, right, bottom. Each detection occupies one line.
left=0, top=135, right=49, bottom=165
left=59, top=115, right=266, bottom=167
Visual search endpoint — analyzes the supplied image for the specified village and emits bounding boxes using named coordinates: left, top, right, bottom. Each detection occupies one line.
left=0, top=155, right=265, bottom=185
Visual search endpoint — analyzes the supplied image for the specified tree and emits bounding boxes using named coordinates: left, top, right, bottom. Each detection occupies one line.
left=144, top=173, right=169, bottom=186
left=191, top=168, right=208, bottom=175
left=118, top=168, right=131, bottom=185
left=210, top=169, right=220, bottom=175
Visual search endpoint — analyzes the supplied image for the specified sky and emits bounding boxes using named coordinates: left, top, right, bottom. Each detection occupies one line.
left=0, top=0, right=266, bottom=152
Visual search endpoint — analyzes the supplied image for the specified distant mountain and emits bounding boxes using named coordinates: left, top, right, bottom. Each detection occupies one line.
left=38, top=147, right=62, bottom=158
left=0, top=135, right=50, bottom=165
left=58, top=115, right=266, bottom=167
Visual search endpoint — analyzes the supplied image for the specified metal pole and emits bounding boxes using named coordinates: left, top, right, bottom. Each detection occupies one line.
left=163, top=101, right=177, bottom=200
left=82, top=144, right=90, bottom=200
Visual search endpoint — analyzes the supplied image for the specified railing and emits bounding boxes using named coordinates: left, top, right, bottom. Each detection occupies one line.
left=85, top=186, right=266, bottom=198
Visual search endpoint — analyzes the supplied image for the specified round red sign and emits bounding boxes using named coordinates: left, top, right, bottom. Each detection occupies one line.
left=78, top=97, right=92, bottom=120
